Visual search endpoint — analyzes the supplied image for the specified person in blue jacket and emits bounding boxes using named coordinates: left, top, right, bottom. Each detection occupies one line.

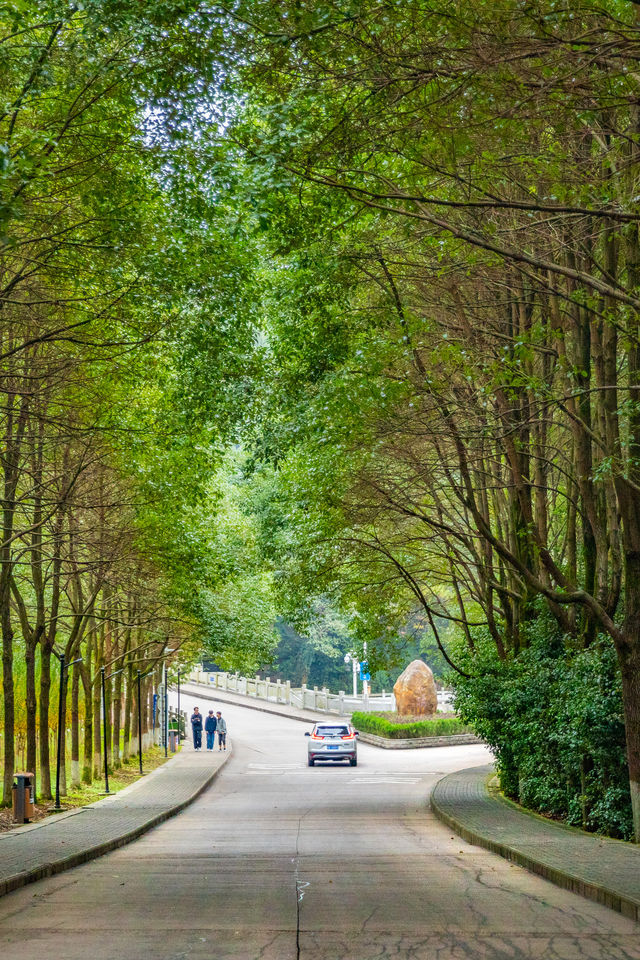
left=190, top=707, right=203, bottom=750
left=204, top=710, right=217, bottom=750
left=216, top=711, right=227, bottom=750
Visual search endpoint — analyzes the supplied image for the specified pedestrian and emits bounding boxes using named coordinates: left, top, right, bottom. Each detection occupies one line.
left=204, top=709, right=217, bottom=750
left=216, top=711, right=227, bottom=750
left=191, top=706, right=203, bottom=750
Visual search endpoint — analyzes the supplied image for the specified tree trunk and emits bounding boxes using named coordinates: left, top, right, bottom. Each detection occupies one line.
left=39, top=648, right=52, bottom=799
left=618, top=636, right=640, bottom=842
left=92, top=670, right=101, bottom=779
left=131, top=674, right=139, bottom=759
left=59, top=671, right=68, bottom=797
left=0, top=390, right=28, bottom=804
left=81, top=663, right=93, bottom=784
left=112, top=671, right=123, bottom=768
left=123, top=667, right=133, bottom=761
left=105, top=673, right=112, bottom=769
left=71, top=663, right=80, bottom=787
left=1, top=618, right=14, bottom=805
left=24, top=637, right=38, bottom=798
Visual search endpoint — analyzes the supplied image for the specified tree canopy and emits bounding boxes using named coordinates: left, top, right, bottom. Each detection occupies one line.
left=3, top=0, right=640, bottom=842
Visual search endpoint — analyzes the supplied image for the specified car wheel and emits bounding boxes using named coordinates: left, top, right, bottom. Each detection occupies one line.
left=350, top=757, right=357, bottom=767
left=308, top=757, right=315, bottom=766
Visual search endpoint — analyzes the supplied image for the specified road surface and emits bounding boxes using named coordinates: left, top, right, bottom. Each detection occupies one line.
left=1, top=699, right=638, bottom=959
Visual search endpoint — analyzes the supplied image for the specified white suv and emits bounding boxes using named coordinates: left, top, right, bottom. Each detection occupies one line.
left=305, top=722, right=359, bottom=766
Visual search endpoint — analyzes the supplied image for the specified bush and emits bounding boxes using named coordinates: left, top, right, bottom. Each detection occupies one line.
left=449, top=621, right=633, bottom=839
left=351, top=711, right=474, bottom=739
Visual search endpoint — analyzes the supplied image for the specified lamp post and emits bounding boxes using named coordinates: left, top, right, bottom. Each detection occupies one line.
left=52, top=652, right=83, bottom=811
left=101, top=666, right=124, bottom=794
left=344, top=653, right=359, bottom=698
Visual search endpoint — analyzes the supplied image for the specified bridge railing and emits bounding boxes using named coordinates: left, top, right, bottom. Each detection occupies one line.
left=188, top=668, right=396, bottom=715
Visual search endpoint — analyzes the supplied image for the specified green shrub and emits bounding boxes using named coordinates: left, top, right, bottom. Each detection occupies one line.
left=449, top=619, right=633, bottom=840
left=351, top=711, right=474, bottom=739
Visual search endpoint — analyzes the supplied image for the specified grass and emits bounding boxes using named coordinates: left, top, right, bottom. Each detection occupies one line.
left=63, top=745, right=175, bottom=807
left=0, top=744, right=176, bottom=830
left=352, top=710, right=475, bottom=739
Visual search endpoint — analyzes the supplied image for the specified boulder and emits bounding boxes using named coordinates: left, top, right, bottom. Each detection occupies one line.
left=393, top=660, right=438, bottom=716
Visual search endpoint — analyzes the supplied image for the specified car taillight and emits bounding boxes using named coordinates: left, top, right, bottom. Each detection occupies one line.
left=341, top=733, right=355, bottom=740
left=311, top=733, right=325, bottom=740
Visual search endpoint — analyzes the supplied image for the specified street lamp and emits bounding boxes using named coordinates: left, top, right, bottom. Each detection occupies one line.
left=100, top=666, right=124, bottom=795
left=344, top=653, right=359, bottom=698
left=52, top=651, right=83, bottom=811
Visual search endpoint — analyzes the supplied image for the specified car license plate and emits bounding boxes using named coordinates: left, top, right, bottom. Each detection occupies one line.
left=328, top=745, right=339, bottom=750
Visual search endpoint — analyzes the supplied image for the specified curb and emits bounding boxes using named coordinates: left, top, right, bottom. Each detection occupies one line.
left=431, top=767, right=640, bottom=922
left=357, top=731, right=481, bottom=749
left=0, top=748, right=232, bottom=899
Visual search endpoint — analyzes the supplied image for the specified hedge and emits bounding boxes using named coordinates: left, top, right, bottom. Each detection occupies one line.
left=351, top=711, right=474, bottom=739
left=450, top=623, right=633, bottom=839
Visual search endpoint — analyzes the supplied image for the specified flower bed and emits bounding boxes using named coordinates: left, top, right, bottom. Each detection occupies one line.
left=351, top=710, right=474, bottom=739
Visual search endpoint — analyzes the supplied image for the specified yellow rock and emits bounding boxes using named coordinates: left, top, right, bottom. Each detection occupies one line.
left=393, top=660, right=438, bottom=716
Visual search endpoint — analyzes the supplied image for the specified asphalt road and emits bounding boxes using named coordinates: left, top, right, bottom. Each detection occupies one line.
left=1, top=700, right=638, bottom=960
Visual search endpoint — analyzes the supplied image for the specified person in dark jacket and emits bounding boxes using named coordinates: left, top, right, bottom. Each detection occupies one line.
left=191, top=707, right=203, bottom=750
left=204, top=710, right=217, bottom=750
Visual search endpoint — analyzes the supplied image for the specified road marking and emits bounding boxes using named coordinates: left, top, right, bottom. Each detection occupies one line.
left=248, top=763, right=301, bottom=769
left=348, top=778, right=421, bottom=784
left=246, top=770, right=308, bottom=775
left=244, top=763, right=425, bottom=782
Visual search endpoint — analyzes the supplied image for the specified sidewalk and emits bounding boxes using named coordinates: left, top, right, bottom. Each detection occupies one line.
left=0, top=742, right=230, bottom=898
left=431, top=764, right=640, bottom=921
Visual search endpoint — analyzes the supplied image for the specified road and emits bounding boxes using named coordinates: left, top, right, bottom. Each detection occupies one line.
left=1, top=699, right=638, bottom=959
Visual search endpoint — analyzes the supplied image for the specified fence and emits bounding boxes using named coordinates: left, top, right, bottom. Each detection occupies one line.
left=188, top=668, right=394, bottom=715
left=188, top=668, right=454, bottom=717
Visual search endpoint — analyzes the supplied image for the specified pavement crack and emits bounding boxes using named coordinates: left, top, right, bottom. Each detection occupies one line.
left=293, top=816, right=307, bottom=960
left=361, top=905, right=377, bottom=933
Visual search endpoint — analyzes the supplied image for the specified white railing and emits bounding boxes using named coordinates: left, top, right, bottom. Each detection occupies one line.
left=188, top=668, right=398, bottom=716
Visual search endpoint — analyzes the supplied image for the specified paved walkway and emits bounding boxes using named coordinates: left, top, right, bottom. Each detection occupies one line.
left=432, top=764, right=640, bottom=921
left=0, top=742, right=230, bottom=898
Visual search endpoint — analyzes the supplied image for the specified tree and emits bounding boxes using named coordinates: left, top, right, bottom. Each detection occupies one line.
left=219, top=0, right=640, bottom=838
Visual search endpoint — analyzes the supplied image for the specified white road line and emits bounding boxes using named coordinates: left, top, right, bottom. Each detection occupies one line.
left=348, top=778, right=421, bottom=784
left=248, top=763, right=301, bottom=769
left=246, top=770, right=309, bottom=775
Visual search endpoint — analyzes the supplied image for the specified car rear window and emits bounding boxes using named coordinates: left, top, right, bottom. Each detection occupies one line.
left=316, top=726, right=349, bottom=736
